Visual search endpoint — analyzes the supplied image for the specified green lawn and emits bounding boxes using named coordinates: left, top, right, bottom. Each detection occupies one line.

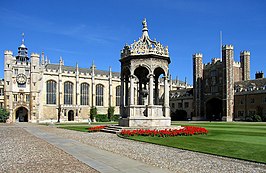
left=58, top=125, right=90, bottom=132
left=129, top=122, right=266, bottom=164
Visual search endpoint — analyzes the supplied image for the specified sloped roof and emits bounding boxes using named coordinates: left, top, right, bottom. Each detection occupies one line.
left=45, top=64, right=121, bottom=77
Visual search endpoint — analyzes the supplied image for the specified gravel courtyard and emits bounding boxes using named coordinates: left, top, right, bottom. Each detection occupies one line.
left=1, top=123, right=266, bottom=173
left=0, top=124, right=98, bottom=173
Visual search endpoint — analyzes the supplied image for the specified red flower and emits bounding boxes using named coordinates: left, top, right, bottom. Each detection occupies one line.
left=88, top=125, right=106, bottom=132
left=120, top=126, right=208, bottom=137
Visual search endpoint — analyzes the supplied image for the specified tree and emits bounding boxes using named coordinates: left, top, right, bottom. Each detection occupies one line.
left=108, top=106, right=115, bottom=121
left=90, top=107, right=97, bottom=122
left=0, top=108, right=10, bottom=123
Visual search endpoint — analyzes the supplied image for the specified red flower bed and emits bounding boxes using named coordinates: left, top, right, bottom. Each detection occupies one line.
left=88, top=125, right=106, bottom=132
left=120, top=126, right=208, bottom=137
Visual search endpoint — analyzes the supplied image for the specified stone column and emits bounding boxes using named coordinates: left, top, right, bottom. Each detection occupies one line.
left=154, top=77, right=158, bottom=105
left=130, top=75, right=135, bottom=105
left=148, top=74, right=154, bottom=105
left=120, top=76, right=124, bottom=106
left=125, top=78, right=129, bottom=106
left=164, top=76, right=170, bottom=117
left=138, top=81, right=142, bottom=105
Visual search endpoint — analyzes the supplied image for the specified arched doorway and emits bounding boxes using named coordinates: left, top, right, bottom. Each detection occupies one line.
left=68, top=110, right=74, bottom=121
left=206, top=98, right=222, bottom=120
left=16, top=107, right=28, bottom=122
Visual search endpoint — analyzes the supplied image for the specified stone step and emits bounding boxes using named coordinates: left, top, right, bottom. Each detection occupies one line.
left=101, top=125, right=124, bottom=134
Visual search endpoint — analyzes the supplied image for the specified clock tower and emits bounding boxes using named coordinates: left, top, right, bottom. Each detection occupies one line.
left=4, top=34, right=40, bottom=122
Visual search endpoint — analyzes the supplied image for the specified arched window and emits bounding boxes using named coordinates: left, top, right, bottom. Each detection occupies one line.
left=80, top=83, right=89, bottom=105
left=46, top=80, right=56, bottom=104
left=116, top=86, right=121, bottom=106
left=64, top=81, right=73, bottom=105
left=96, top=84, right=104, bottom=106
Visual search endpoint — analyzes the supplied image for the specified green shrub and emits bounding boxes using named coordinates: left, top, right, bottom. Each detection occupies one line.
left=96, top=114, right=109, bottom=122
left=260, top=114, right=266, bottom=122
left=111, top=114, right=120, bottom=121
left=245, top=114, right=262, bottom=122
left=107, top=106, right=115, bottom=121
left=90, top=107, right=97, bottom=121
left=253, top=114, right=262, bottom=122
left=0, top=108, right=10, bottom=123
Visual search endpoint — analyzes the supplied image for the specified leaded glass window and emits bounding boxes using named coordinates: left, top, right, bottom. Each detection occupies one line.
left=116, top=86, right=121, bottom=106
left=80, top=83, right=89, bottom=105
left=46, top=80, right=57, bottom=104
left=64, top=81, right=73, bottom=105
left=96, top=84, right=104, bottom=106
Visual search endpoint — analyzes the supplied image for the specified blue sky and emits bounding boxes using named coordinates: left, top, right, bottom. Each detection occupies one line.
left=0, top=0, right=265, bottom=84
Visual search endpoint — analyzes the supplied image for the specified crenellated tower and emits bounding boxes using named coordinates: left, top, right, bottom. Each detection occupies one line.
left=240, top=50, right=250, bottom=81
left=193, top=53, right=203, bottom=118
left=222, top=45, right=234, bottom=122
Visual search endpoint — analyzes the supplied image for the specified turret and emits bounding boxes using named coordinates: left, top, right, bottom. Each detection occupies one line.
left=240, top=50, right=250, bottom=81
left=222, top=45, right=234, bottom=122
left=193, top=53, right=203, bottom=118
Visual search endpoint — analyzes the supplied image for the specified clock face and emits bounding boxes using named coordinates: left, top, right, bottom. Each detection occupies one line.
left=16, top=73, right=27, bottom=84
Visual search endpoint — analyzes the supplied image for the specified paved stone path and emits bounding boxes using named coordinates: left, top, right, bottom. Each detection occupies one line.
left=23, top=124, right=170, bottom=173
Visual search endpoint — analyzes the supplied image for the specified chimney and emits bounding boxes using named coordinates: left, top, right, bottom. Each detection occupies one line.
left=255, top=71, right=264, bottom=79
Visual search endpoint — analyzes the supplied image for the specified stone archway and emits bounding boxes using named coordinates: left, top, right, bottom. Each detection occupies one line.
left=134, top=66, right=150, bottom=105
left=68, top=110, right=74, bottom=121
left=16, top=107, right=28, bottom=122
left=206, top=98, right=222, bottom=120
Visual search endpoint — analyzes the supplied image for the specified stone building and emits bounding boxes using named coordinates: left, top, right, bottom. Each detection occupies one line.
left=3, top=32, right=186, bottom=123
left=3, top=34, right=124, bottom=123
left=193, top=45, right=266, bottom=121
left=169, top=88, right=193, bottom=120
left=234, top=72, right=266, bottom=120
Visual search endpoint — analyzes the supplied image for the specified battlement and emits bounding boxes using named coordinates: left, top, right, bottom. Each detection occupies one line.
left=240, top=50, right=250, bottom=56
left=233, top=61, right=241, bottom=67
left=4, top=50, right=13, bottom=55
left=211, top=58, right=221, bottom=64
left=193, top=53, right=203, bottom=58
left=222, top=45, right=234, bottom=50
left=31, top=53, right=40, bottom=57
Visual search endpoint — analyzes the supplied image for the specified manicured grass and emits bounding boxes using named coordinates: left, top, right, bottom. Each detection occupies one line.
left=58, top=125, right=91, bottom=132
left=128, top=122, right=266, bottom=164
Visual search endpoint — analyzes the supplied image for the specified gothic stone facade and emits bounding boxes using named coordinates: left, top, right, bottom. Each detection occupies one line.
left=234, top=74, right=266, bottom=120
left=193, top=45, right=266, bottom=121
left=4, top=47, right=122, bottom=122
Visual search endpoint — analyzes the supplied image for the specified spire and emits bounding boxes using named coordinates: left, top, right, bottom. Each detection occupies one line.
left=41, top=51, right=45, bottom=65
left=142, top=18, right=149, bottom=39
left=59, top=56, right=64, bottom=65
left=22, top=33, right=25, bottom=45
left=91, top=60, right=96, bottom=70
left=76, top=62, right=79, bottom=76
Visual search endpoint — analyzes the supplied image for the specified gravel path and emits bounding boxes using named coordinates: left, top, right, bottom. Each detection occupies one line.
left=0, top=124, right=98, bottom=173
left=38, top=125, right=266, bottom=173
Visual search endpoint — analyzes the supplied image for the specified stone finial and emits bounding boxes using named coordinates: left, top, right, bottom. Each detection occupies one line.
left=142, top=18, right=148, bottom=30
